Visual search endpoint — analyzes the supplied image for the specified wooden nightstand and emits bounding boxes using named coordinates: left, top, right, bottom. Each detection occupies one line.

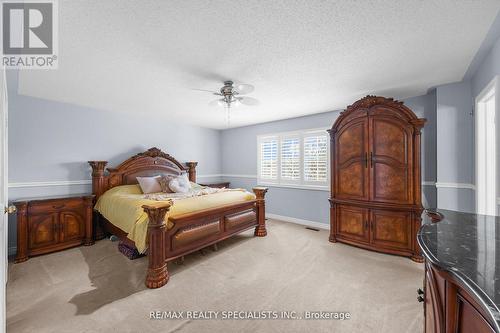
left=13, top=194, right=94, bottom=263
left=199, top=181, right=230, bottom=189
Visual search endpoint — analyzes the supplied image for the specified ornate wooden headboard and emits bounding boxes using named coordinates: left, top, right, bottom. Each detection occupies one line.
left=88, top=147, right=198, bottom=199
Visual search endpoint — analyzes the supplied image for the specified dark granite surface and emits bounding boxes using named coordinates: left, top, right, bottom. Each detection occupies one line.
left=418, top=209, right=500, bottom=330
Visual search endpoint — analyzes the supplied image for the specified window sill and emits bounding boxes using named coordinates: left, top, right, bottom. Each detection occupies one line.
left=257, top=182, right=329, bottom=191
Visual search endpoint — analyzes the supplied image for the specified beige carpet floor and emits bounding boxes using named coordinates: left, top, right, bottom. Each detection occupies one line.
left=7, top=219, right=423, bottom=333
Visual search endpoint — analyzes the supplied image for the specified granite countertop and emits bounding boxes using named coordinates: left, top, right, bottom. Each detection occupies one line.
left=418, top=209, right=500, bottom=330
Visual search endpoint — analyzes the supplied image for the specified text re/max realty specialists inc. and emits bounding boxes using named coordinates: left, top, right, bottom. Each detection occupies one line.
left=150, top=310, right=351, bottom=320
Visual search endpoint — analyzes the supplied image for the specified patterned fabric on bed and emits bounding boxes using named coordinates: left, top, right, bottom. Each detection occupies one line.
left=94, top=184, right=255, bottom=253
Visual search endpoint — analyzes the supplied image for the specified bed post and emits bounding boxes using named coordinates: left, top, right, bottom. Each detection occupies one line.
left=253, top=187, right=268, bottom=237
left=185, top=162, right=198, bottom=182
left=142, top=202, right=172, bottom=289
left=88, top=161, right=108, bottom=199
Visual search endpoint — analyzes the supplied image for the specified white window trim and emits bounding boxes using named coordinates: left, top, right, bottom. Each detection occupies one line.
left=257, top=127, right=330, bottom=190
left=475, top=75, right=498, bottom=215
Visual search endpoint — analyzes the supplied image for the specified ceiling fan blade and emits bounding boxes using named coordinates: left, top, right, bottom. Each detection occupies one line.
left=209, top=98, right=225, bottom=107
left=238, top=96, right=260, bottom=106
left=234, top=84, right=254, bottom=95
left=192, top=88, right=221, bottom=96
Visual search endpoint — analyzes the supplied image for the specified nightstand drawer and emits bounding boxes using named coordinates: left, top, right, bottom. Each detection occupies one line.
left=28, top=199, right=83, bottom=215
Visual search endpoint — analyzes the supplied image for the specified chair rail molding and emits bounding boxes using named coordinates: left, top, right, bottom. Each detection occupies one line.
left=435, top=182, right=476, bottom=190
left=10, top=177, right=440, bottom=189
left=8, top=180, right=92, bottom=188
left=9, top=174, right=224, bottom=188
left=221, top=174, right=257, bottom=179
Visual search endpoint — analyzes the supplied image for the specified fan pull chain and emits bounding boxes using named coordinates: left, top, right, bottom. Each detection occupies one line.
left=225, top=106, right=231, bottom=128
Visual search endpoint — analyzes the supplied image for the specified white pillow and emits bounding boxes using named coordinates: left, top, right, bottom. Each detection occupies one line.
left=168, top=173, right=192, bottom=193
left=136, top=176, right=162, bottom=194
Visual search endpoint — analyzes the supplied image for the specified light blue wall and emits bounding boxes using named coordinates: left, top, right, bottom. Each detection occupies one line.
left=435, top=81, right=475, bottom=212
left=470, top=31, right=500, bottom=215
left=7, top=70, right=223, bottom=252
left=221, top=93, right=438, bottom=224
left=471, top=34, right=500, bottom=97
left=404, top=91, right=437, bottom=208
left=434, top=12, right=500, bottom=214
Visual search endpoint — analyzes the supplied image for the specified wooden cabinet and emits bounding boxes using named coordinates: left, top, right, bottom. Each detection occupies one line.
left=336, top=205, right=369, bottom=243
left=370, top=209, right=412, bottom=250
left=336, top=205, right=413, bottom=254
left=14, top=195, right=94, bottom=262
left=329, top=96, right=426, bottom=261
left=423, top=261, right=495, bottom=333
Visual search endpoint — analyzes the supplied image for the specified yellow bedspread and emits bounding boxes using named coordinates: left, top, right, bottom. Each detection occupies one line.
left=95, top=184, right=256, bottom=253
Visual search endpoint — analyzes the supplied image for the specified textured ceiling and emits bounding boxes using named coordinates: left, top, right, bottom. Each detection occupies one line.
left=17, top=0, right=500, bottom=129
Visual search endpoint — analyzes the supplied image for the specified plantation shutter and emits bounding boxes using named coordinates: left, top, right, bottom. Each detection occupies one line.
left=303, top=134, right=328, bottom=183
left=280, top=137, right=300, bottom=181
left=259, top=138, right=278, bottom=180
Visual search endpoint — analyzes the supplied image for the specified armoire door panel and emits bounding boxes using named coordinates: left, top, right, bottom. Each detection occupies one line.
left=28, top=213, right=58, bottom=249
left=335, top=118, right=369, bottom=200
left=336, top=205, right=369, bottom=242
left=373, top=162, right=408, bottom=201
left=370, top=116, right=413, bottom=204
left=370, top=210, right=411, bottom=250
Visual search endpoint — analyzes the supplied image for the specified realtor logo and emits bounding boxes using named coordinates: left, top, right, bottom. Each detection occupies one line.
left=1, top=0, right=58, bottom=68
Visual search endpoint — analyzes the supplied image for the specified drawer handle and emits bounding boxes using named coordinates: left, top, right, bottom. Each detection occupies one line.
left=52, top=204, right=65, bottom=210
left=417, top=288, right=424, bottom=295
left=417, top=296, right=424, bottom=303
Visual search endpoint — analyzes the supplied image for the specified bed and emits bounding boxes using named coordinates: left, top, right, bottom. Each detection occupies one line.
left=88, top=147, right=268, bottom=289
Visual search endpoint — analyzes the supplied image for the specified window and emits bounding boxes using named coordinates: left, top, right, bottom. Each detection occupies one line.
left=257, top=129, right=329, bottom=189
left=259, top=137, right=278, bottom=181
left=281, top=137, right=300, bottom=182
left=303, top=134, right=328, bottom=183
left=475, top=76, right=498, bottom=215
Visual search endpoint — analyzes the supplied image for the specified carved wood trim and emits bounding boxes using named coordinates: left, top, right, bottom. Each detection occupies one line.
left=253, top=187, right=268, bottom=237
left=88, top=148, right=197, bottom=200
left=143, top=202, right=172, bottom=289
left=329, top=95, right=426, bottom=134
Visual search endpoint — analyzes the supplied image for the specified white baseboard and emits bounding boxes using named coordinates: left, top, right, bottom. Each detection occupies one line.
left=266, top=213, right=329, bottom=230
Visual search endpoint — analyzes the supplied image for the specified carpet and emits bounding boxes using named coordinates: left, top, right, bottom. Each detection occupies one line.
left=7, top=219, right=423, bottom=333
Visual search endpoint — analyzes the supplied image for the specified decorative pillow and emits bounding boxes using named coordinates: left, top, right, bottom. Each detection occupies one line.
left=136, top=176, right=162, bottom=194
left=159, top=175, right=175, bottom=193
left=168, top=173, right=192, bottom=193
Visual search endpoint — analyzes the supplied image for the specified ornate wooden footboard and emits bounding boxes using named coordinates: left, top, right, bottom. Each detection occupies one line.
left=89, top=147, right=268, bottom=289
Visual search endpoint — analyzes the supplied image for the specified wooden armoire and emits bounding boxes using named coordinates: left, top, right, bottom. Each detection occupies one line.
left=328, top=96, right=426, bottom=261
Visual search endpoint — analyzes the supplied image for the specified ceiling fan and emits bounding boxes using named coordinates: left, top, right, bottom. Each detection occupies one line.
left=196, top=81, right=259, bottom=108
